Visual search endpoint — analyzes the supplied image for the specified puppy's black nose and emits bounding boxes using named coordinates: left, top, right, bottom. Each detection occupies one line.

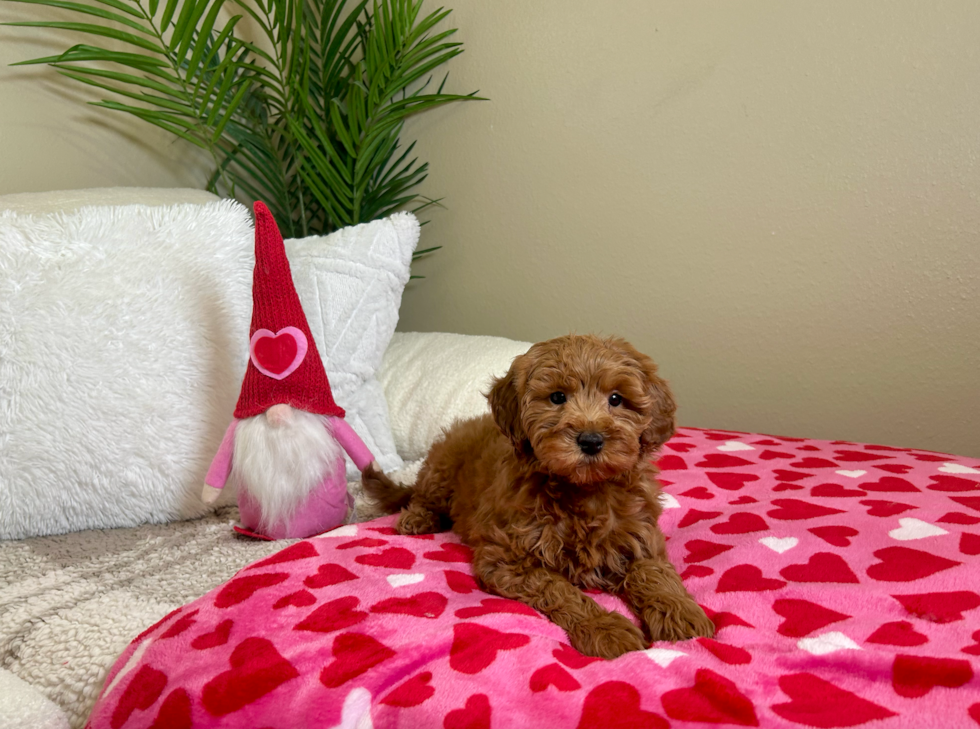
left=577, top=431, right=604, bottom=455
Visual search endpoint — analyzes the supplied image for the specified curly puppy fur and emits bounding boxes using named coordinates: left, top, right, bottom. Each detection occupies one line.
left=362, top=334, right=714, bottom=658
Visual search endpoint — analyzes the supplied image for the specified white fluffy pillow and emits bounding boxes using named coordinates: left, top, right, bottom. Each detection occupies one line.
left=378, top=331, right=532, bottom=461
left=0, top=190, right=416, bottom=538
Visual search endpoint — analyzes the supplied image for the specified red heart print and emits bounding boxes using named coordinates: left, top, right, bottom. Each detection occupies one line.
left=445, top=694, right=492, bottom=729
left=862, top=477, right=919, bottom=493
left=665, top=441, right=696, bottom=452
left=449, top=623, right=530, bottom=674
left=927, top=475, right=980, bottom=492
left=950, top=496, right=980, bottom=513
left=111, top=665, right=167, bottom=729
left=681, top=565, right=715, bottom=579
left=250, top=327, right=307, bottom=380
left=149, top=688, right=191, bottom=729
left=861, top=499, right=917, bottom=517
left=661, top=669, right=758, bottom=726
left=529, top=662, right=581, bottom=692
left=423, top=543, right=474, bottom=563
left=680, top=486, right=715, bottom=500
left=370, top=526, right=434, bottom=540
left=961, top=533, right=980, bottom=556
left=577, top=681, right=668, bottom=729
left=703, top=607, right=754, bottom=631
left=875, top=463, right=913, bottom=474
left=455, top=597, right=540, bottom=619
left=337, top=537, right=388, bottom=550
left=892, top=655, right=974, bottom=698
left=444, top=570, right=479, bottom=594
left=771, top=672, right=895, bottom=727
left=246, top=541, right=318, bottom=570
left=273, top=590, right=317, bottom=610
left=657, top=455, right=688, bottom=470
left=911, top=452, right=950, bottom=462
left=710, top=512, right=768, bottom=534
left=160, top=609, right=199, bottom=639
left=773, top=470, right=811, bottom=482
left=684, top=540, right=733, bottom=564
left=759, top=449, right=794, bottom=460
left=201, top=637, right=299, bottom=716
left=320, top=632, right=395, bottom=688
left=834, top=449, right=891, bottom=462
left=789, top=457, right=838, bottom=469
left=773, top=599, right=850, bottom=637
left=970, top=703, right=980, bottom=726
left=729, top=496, right=758, bottom=505
left=679, top=509, right=723, bottom=528
left=773, top=482, right=805, bottom=492
left=214, top=573, right=289, bottom=608
left=355, top=547, right=416, bottom=569
left=866, top=621, right=928, bottom=647
left=696, top=454, right=754, bottom=469
left=767, top=499, right=845, bottom=521
left=867, top=547, right=960, bottom=582
left=294, top=595, right=367, bottom=633
left=780, top=552, right=860, bottom=583
left=370, top=591, right=448, bottom=619
left=751, top=438, right=784, bottom=446
left=380, top=672, right=435, bottom=707
left=553, top=642, right=604, bottom=669
left=697, top=638, right=751, bottom=665
left=938, top=512, right=980, bottom=525
left=304, top=563, right=358, bottom=589
left=706, top=472, right=760, bottom=490
left=716, top=564, right=786, bottom=593
left=810, top=483, right=867, bottom=498
left=892, top=591, right=980, bottom=623
left=192, top=619, right=234, bottom=650
left=702, top=431, right=746, bottom=440
left=808, top=525, right=859, bottom=547
left=962, top=629, right=980, bottom=656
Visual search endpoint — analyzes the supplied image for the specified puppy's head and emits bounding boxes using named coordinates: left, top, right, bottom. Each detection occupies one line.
left=488, top=334, right=676, bottom=484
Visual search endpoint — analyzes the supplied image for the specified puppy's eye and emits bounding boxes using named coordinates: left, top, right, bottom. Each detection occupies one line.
left=609, top=393, right=623, bottom=407
left=549, top=392, right=566, bottom=405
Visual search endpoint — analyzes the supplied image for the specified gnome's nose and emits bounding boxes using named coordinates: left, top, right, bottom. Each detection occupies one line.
left=266, top=404, right=294, bottom=427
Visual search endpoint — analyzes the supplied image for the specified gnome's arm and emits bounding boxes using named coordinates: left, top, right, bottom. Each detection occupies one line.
left=326, top=417, right=376, bottom=472
left=202, top=420, right=238, bottom=503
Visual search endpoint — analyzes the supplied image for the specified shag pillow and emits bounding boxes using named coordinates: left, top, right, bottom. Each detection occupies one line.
left=0, top=190, right=415, bottom=539
left=378, top=331, right=532, bottom=461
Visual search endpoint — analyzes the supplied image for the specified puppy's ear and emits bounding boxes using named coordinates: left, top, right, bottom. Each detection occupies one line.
left=487, top=363, right=526, bottom=448
left=629, top=348, right=677, bottom=455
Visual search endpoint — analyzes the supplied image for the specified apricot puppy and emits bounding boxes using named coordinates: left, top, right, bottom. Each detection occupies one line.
left=363, top=334, right=713, bottom=658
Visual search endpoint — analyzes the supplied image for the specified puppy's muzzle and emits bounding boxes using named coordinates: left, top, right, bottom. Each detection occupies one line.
left=576, top=431, right=604, bottom=456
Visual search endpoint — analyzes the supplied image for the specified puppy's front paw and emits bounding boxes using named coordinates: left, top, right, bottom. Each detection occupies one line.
left=569, top=611, right=647, bottom=659
left=646, top=598, right=715, bottom=642
left=397, top=504, right=441, bottom=535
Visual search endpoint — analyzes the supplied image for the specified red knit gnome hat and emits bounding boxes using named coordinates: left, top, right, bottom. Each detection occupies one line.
left=233, top=202, right=344, bottom=420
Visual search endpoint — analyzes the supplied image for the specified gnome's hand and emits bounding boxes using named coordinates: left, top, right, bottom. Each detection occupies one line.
left=201, top=484, right=222, bottom=504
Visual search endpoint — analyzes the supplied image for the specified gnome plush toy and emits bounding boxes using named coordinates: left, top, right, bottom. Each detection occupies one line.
left=201, top=201, right=377, bottom=539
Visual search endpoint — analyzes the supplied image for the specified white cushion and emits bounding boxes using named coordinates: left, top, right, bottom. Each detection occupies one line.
left=0, top=189, right=415, bottom=538
left=0, top=669, right=70, bottom=729
left=378, top=331, right=532, bottom=461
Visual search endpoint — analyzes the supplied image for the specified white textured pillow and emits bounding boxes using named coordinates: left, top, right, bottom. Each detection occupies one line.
left=0, top=189, right=415, bottom=538
left=378, top=331, right=532, bottom=461
left=0, top=196, right=253, bottom=539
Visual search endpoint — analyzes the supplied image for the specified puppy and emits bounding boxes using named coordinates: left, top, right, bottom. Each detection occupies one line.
left=362, top=334, right=714, bottom=658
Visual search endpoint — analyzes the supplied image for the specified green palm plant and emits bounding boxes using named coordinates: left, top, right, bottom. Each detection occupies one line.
left=4, top=0, right=481, bottom=243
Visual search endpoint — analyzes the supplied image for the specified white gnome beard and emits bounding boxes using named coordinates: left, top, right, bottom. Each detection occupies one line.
left=231, top=409, right=343, bottom=530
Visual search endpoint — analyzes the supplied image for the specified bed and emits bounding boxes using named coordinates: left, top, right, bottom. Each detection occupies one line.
left=82, top=427, right=980, bottom=729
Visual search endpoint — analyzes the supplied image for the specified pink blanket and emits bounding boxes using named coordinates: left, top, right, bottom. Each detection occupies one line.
left=86, top=428, right=980, bottom=728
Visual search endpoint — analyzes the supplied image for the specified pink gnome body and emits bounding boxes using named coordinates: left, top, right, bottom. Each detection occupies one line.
left=201, top=202, right=375, bottom=540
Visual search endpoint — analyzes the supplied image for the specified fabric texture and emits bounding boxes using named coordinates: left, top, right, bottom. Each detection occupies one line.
left=234, top=202, right=343, bottom=420
left=0, top=198, right=254, bottom=540
left=84, top=428, right=980, bottom=729
left=0, top=669, right=71, bottom=729
left=377, top=331, right=532, bottom=461
left=285, top=214, right=418, bottom=478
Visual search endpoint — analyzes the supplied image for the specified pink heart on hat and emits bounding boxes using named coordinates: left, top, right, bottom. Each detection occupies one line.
left=250, top=327, right=308, bottom=380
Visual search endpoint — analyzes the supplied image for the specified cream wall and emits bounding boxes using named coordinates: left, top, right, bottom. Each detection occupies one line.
left=1, top=2, right=977, bottom=457
left=399, top=1, right=980, bottom=458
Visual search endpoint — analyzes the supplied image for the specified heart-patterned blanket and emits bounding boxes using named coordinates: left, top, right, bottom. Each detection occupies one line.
left=85, top=428, right=980, bottom=728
